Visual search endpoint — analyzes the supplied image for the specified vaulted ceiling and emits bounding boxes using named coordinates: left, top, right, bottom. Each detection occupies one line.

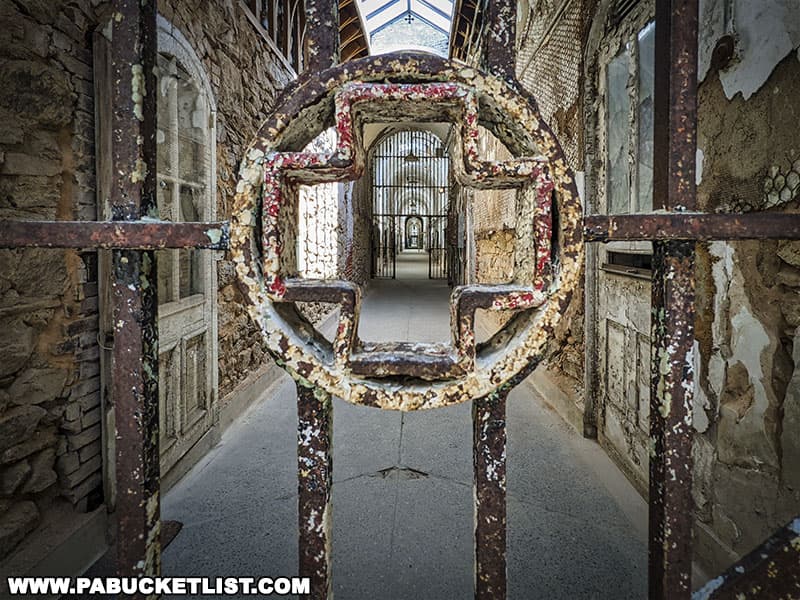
left=340, top=0, right=371, bottom=61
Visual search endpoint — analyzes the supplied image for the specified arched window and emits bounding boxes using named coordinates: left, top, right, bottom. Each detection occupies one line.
left=154, top=17, right=218, bottom=474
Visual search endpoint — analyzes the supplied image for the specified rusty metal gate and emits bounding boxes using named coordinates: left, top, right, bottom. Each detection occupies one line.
left=0, top=1, right=799, bottom=599
left=371, top=129, right=450, bottom=279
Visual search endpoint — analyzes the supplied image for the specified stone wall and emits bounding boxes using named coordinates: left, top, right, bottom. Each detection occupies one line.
left=0, top=0, right=295, bottom=565
left=0, top=0, right=108, bottom=561
left=157, top=0, right=295, bottom=401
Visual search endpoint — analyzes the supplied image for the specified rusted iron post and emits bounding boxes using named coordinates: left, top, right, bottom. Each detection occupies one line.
left=297, top=383, right=334, bottom=599
left=473, top=388, right=508, bottom=599
left=109, top=0, right=161, bottom=583
left=649, top=1, right=698, bottom=598
left=304, top=0, right=340, bottom=73
left=693, top=516, right=800, bottom=599
left=484, top=0, right=516, bottom=84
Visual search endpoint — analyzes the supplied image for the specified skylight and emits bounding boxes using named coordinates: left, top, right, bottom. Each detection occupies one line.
left=357, top=0, right=455, bottom=56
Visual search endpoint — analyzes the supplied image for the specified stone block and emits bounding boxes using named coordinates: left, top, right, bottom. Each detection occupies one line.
left=64, top=402, right=80, bottom=423
left=21, top=448, right=56, bottom=494
left=78, top=440, right=100, bottom=463
left=69, top=377, right=100, bottom=401
left=64, top=472, right=101, bottom=506
left=0, top=460, right=30, bottom=496
left=56, top=451, right=80, bottom=477
left=778, top=241, right=800, bottom=268
left=76, top=391, right=100, bottom=412
left=0, top=406, right=46, bottom=452
left=0, top=152, right=61, bottom=177
left=0, top=501, right=39, bottom=559
left=0, top=425, right=57, bottom=464
left=8, top=367, right=68, bottom=406
left=61, top=417, right=82, bottom=435
left=62, top=454, right=101, bottom=490
left=80, top=406, right=100, bottom=429
left=0, top=61, right=73, bottom=128
left=0, top=318, right=35, bottom=380
left=67, top=423, right=101, bottom=451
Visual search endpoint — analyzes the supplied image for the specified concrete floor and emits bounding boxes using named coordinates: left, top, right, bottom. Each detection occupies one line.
left=161, top=278, right=648, bottom=599
left=392, top=250, right=430, bottom=280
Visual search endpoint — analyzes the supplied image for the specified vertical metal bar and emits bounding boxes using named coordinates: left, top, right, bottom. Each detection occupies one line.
left=649, top=1, right=698, bottom=598
left=109, top=0, right=161, bottom=584
left=484, top=0, right=517, bottom=84
left=473, top=388, right=508, bottom=600
left=303, top=0, right=340, bottom=72
left=297, top=383, right=333, bottom=599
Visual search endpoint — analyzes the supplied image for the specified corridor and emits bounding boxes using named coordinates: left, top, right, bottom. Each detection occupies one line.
left=160, top=279, right=648, bottom=599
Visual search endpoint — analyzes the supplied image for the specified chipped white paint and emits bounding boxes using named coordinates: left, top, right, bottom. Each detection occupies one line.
left=692, top=340, right=710, bottom=433
left=696, top=148, right=704, bottom=186
left=703, top=0, right=800, bottom=100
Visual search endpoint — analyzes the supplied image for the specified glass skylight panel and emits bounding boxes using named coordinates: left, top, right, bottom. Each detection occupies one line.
left=357, top=0, right=454, bottom=55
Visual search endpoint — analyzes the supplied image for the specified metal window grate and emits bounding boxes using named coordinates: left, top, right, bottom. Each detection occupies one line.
left=610, top=0, right=640, bottom=28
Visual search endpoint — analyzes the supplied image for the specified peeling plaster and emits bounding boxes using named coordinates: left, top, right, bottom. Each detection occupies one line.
left=702, top=0, right=800, bottom=100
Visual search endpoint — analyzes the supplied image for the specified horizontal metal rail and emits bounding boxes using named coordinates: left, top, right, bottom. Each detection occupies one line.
left=584, top=213, right=800, bottom=242
left=0, top=220, right=230, bottom=249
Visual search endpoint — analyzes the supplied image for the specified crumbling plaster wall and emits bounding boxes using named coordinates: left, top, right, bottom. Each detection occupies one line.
left=692, top=19, right=800, bottom=570
left=582, top=0, right=800, bottom=574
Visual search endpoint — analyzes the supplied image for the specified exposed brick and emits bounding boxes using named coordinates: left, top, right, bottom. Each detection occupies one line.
left=61, top=454, right=100, bottom=489
left=69, top=377, right=100, bottom=400
left=63, top=472, right=101, bottom=506
left=56, top=451, right=80, bottom=477
left=64, top=315, right=98, bottom=337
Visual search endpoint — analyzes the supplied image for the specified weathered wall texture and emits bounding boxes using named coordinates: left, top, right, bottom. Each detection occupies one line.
left=691, top=41, right=800, bottom=571
left=0, top=0, right=108, bottom=561
left=581, top=0, right=800, bottom=575
left=515, top=0, right=589, bottom=387
left=156, top=0, right=295, bottom=401
left=0, top=0, right=295, bottom=564
left=471, top=128, right=517, bottom=284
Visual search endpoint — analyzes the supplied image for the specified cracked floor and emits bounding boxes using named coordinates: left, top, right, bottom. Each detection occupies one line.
left=161, top=276, right=648, bottom=599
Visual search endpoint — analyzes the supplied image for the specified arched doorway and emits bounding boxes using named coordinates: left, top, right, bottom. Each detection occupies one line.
left=370, top=129, right=451, bottom=279
left=405, top=215, right=424, bottom=249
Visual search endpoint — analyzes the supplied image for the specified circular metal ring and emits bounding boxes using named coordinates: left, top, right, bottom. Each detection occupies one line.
left=231, top=53, right=583, bottom=411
